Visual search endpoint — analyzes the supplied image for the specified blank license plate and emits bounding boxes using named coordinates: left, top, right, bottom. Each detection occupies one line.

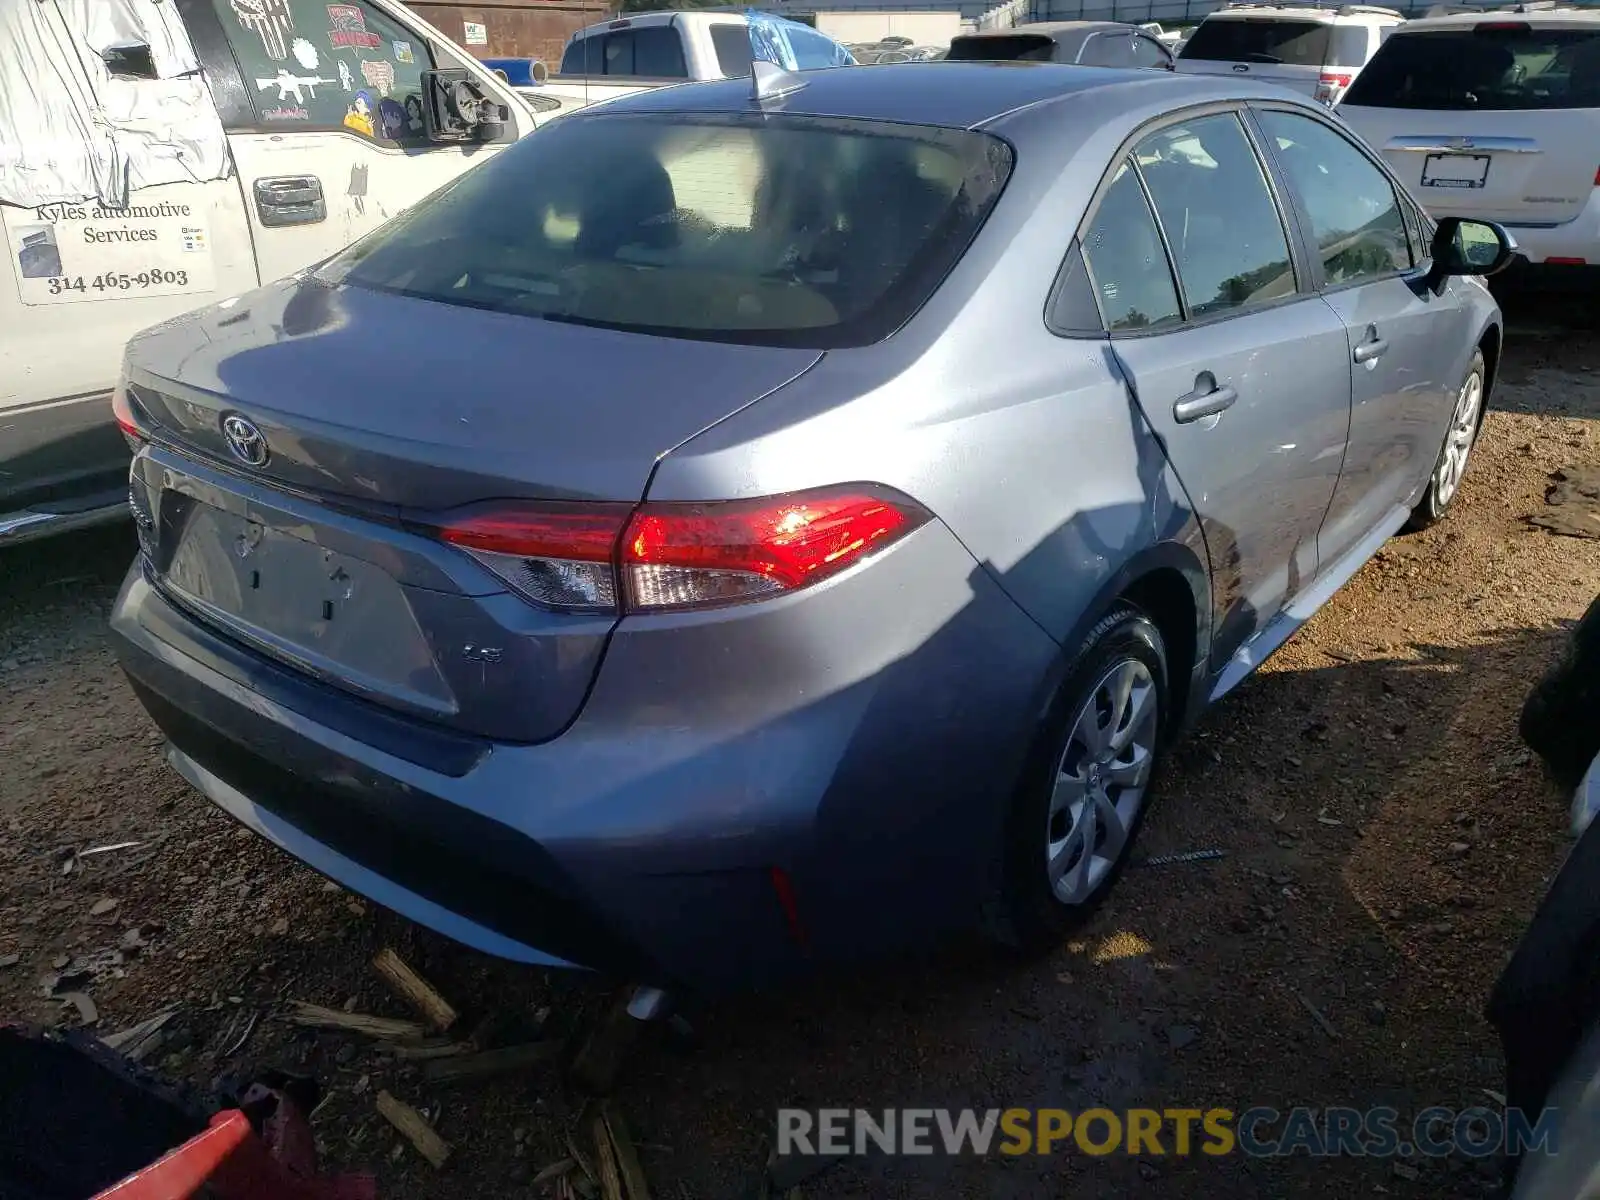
left=162, top=500, right=446, bottom=708
left=1421, top=153, right=1490, bottom=190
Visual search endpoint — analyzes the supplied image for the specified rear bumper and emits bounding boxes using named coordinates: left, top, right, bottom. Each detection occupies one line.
left=110, top=518, right=1061, bottom=994
left=1498, top=190, right=1600, bottom=275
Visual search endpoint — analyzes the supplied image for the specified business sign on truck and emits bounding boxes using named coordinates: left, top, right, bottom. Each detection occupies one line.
left=4, top=200, right=215, bottom=306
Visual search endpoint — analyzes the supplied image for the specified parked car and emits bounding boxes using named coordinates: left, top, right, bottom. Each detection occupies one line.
left=1492, top=594, right=1600, bottom=1195
left=0, top=0, right=538, bottom=548
left=110, top=61, right=1514, bottom=996
left=947, top=21, right=1175, bottom=69
left=545, top=11, right=854, bottom=110
left=1337, top=5, right=1600, bottom=287
left=1177, top=2, right=1404, bottom=104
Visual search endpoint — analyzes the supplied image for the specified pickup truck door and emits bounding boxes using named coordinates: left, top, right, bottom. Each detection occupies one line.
left=178, top=0, right=532, bottom=284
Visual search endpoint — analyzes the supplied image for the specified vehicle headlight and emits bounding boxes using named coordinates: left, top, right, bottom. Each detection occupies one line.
left=1573, top=755, right=1600, bottom=838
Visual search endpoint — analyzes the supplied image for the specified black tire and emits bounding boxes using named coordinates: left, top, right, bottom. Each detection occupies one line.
left=991, top=605, right=1168, bottom=954
left=1406, top=348, right=1487, bottom=532
left=1520, top=593, right=1600, bottom=788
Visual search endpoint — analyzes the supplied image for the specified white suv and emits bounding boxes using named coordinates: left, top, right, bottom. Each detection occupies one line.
left=1338, top=4, right=1600, bottom=281
left=1176, top=3, right=1404, bottom=105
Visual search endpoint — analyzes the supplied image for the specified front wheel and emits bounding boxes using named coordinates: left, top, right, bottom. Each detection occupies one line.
left=1407, top=348, right=1486, bottom=532
left=991, top=605, right=1167, bottom=953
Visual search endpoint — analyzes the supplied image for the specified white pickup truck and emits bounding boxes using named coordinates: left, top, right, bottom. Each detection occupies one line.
left=534, top=11, right=855, bottom=112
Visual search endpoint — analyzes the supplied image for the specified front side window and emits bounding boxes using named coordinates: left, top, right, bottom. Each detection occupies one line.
left=1080, top=160, right=1183, bottom=333
left=1131, top=35, right=1172, bottom=68
left=1133, top=113, right=1297, bottom=318
left=710, top=23, right=753, bottom=76
left=317, top=112, right=1014, bottom=348
left=1342, top=26, right=1600, bottom=110
left=1079, top=33, right=1132, bottom=67
left=1180, top=18, right=1333, bottom=67
left=1258, top=110, right=1411, bottom=285
left=211, top=0, right=430, bottom=140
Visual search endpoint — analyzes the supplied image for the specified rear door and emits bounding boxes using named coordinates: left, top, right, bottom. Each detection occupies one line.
left=1177, top=17, right=1333, bottom=96
left=1253, top=105, right=1459, bottom=566
left=179, top=0, right=532, bottom=284
left=1339, top=21, right=1600, bottom=226
left=1083, top=109, right=1352, bottom=668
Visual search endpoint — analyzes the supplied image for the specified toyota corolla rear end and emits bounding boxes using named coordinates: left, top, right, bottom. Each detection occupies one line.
left=108, top=100, right=1058, bottom=993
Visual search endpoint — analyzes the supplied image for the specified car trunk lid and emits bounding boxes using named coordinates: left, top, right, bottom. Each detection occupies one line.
left=122, top=277, right=820, bottom=742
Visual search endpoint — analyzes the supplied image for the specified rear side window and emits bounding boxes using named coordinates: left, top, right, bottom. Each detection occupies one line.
left=210, top=0, right=430, bottom=140
left=710, top=23, right=753, bottom=76
left=1081, top=160, right=1183, bottom=332
left=1328, top=25, right=1373, bottom=68
left=946, top=34, right=1057, bottom=62
left=1134, top=113, right=1297, bottom=318
left=318, top=113, right=1015, bottom=349
left=1180, top=18, right=1333, bottom=66
left=1342, top=26, right=1600, bottom=110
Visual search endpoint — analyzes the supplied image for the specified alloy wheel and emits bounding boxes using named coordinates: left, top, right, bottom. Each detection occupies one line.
left=1436, top=368, right=1484, bottom=508
left=1046, top=658, right=1159, bottom=905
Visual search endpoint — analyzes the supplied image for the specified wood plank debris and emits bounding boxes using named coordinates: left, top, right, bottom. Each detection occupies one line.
left=421, top=1040, right=563, bottom=1085
left=371, top=948, right=459, bottom=1031
left=287, top=1000, right=425, bottom=1040
left=376, top=1090, right=451, bottom=1168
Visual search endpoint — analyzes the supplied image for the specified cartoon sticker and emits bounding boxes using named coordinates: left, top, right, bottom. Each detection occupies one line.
left=327, top=4, right=382, bottom=50
left=360, top=58, right=395, bottom=96
left=404, top=95, right=424, bottom=134
left=337, top=59, right=354, bottom=91
left=291, top=37, right=320, bottom=69
left=378, top=97, right=409, bottom=139
left=343, top=90, right=375, bottom=136
left=230, top=0, right=295, bottom=62
left=255, top=68, right=335, bottom=105
left=392, top=40, right=414, bottom=64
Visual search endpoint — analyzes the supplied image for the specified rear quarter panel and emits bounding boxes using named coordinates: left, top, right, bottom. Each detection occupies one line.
left=648, top=87, right=1212, bottom=670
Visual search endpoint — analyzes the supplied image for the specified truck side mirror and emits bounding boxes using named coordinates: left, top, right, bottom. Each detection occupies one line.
left=421, top=68, right=511, bottom=143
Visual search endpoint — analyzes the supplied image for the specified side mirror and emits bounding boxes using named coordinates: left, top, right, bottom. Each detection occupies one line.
left=1427, top=217, right=1519, bottom=288
left=421, top=68, right=510, bottom=143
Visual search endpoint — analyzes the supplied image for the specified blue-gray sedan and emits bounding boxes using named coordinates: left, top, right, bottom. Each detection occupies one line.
left=109, top=61, right=1513, bottom=995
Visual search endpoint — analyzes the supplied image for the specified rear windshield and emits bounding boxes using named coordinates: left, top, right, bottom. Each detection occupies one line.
left=1342, top=26, right=1600, bottom=109
left=317, top=113, right=1014, bottom=349
left=558, top=26, right=688, bottom=77
left=1179, top=18, right=1333, bottom=66
left=946, top=34, right=1058, bottom=62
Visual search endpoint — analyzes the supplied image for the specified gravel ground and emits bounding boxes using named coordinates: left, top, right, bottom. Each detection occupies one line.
left=2, top=291, right=1598, bottom=1200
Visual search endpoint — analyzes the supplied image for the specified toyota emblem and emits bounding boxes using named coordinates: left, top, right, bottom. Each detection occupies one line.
left=221, top=413, right=270, bottom=467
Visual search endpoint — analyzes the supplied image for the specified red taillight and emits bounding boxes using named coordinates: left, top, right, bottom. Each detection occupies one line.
left=621, top=488, right=928, bottom=611
left=1319, top=72, right=1353, bottom=89
left=1594, top=165, right=1599, bottom=186
left=437, top=502, right=629, bottom=611
left=429, top=486, right=928, bottom=614
left=111, top=385, right=143, bottom=447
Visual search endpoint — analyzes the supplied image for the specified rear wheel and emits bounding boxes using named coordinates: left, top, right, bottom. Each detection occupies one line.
left=993, top=606, right=1167, bottom=952
left=1407, top=349, right=1486, bottom=531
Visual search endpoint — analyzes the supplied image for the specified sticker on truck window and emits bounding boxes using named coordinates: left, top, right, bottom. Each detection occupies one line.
left=5, top=203, right=215, bottom=306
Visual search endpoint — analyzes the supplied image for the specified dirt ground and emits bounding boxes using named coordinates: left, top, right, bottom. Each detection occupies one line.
left=2, top=291, right=1598, bottom=1200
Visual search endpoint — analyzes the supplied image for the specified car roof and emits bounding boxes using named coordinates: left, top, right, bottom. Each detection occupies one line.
left=585, top=60, right=1308, bottom=130
left=1199, top=4, right=1401, bottom=21
left=954, top=21, right=1140, bottom=40
left=1399, top=6, right=1600, bottom=27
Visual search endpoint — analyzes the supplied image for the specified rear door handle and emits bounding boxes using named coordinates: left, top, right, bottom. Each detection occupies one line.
left=253, top=175, right=326, bottom=227
left=1354, top=338, right=1389, bottom=364
left=1173, top=381, right=1238, bottom=423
